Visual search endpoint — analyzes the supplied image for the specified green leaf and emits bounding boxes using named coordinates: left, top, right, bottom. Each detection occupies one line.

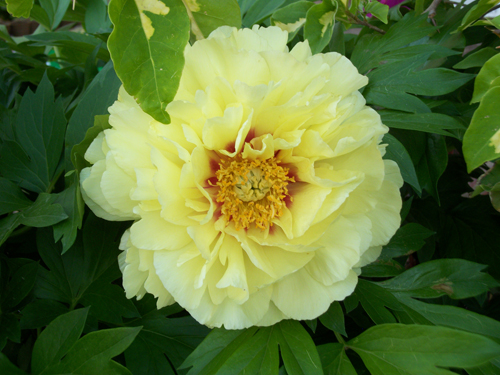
left=39, top=0, right=71, bottom=30
left=456, top=0, right=500, bottom=32
left=304, top=0, right=337, bottom=54
left=20, top=299, right=69, bottom=330
left=0, top=194, right=67, bottom=247
left=79, top=282, right=139, bottom=324
left=275, top=320, right=323, bottom=375
left=0, top=177, right=32, bottom=216
left=71, top=115, right=112, bottom=173
left=395, top=295, right=500, bottom=342
left=318, top=343, right=357, bottom=375
left=0, top=353, right=27, bottom=375
left=181, top=327, right=259, bottom=374
left=108, top=0, right=190, bottom=124
left=184, top=0, right=241, bottom=39
left=367, top=57, right=475, bottom=98
left=242, top=0, right=285, bottom=27
left=414, top=133, right=448, bottom=203
left=6, top=0, right=34, bottom=18
left=52, top=174, right=85, bottom=254
left=31, top=308, right=89, bottom=375
left=351, top=12, right=434, bottom=74
left=472, top=54, right=500, bottom=104
left=319, top=302, right=346, bottom=336
left=378, top=223, right=434, bottom=261
left=378, top=259, right=499, bottom=299
left=467, top=358, right=500, bottom=375
left=26, top=32, right=110, bottom=63
left=349, top=324, right=500, bottom=375
left=0, top=313, right=20, bottom=350
left=35, top=213, right=125, bottom=307
left=1, top=260, right=38, bottom=310
left=125, top=313, right=208, bottom=375
left=380, top=111, right=465, bottom=138
left=0, top=74, right=66, bottom=193
left=354, top=279, right=402, bottom=324
left=271, top=1, right=314, bottom=41
left=85, top=0, right=112, bottom=34
left=44, top=326, right=141, bottom=374
left=453, top=48, right=498, bottom=70
left=65, top=60, right=120, bottom=169
left=16, top=194, right=68, bottom=228
left=182, top=321, right=322, bottom=375
left=383, top=134, right=421, bottom=193
left=365, top=1, right=389, bottom=24
left=463, top=86, right=500, bottom=172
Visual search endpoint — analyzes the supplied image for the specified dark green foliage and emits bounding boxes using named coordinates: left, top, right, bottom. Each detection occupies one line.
left=1, top=0, right=500, bottom=374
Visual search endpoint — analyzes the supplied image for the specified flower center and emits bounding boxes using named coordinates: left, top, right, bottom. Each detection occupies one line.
left=215, top=157, right=294, bottom=230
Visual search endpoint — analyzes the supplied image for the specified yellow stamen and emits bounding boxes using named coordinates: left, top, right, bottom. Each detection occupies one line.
left=215, top=157, right=294, bottom=230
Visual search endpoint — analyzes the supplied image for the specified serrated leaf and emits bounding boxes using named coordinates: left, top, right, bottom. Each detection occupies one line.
left=383, top=134, right=420, bottom=193
left=271, top=1, right=314, bottom=41
left=0, top=74, right=66, bottom=193
left=31, top=308, right=89, bottom=375
left=304, top=0, right=337, bottom=54
left=349, top=324, right=500, bottom=375
left=318, top=343, right=357, bottom=375
left=108, top=0, right=190, bottom=124
left=184, top=0, right=241, bottom=39
left=380, top=111, right=465, bottom=138
left=378, top=259, right=499, bottom=299
left=463, top=87, right=500, bottom=172
left=44, top=326, right=141, bottom=374
left=6, top=0, right=34, bottom=18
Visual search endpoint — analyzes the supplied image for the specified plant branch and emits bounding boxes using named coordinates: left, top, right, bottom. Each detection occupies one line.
left=345, top=10, right=386, bottom=34
left=424, top=0, right=443, bottom=19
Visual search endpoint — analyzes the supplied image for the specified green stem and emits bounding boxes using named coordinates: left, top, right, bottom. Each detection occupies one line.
left=334, top=331, right=346, bottom=344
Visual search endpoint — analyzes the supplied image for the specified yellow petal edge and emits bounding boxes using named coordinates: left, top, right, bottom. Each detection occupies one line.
left=81, top=26, right=403, bottom=329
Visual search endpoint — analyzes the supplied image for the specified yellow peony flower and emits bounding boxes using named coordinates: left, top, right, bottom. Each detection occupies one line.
left=80, top=26, right=403, bottom=329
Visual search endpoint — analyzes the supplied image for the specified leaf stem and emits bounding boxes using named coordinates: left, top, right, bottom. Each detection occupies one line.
left=334, top=331, right=346, bottom=344
left=345, top=10, right=386, bottom=34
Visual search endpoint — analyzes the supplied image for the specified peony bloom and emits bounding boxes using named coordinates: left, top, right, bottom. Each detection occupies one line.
left=80, top=26, right=403, bottom=329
